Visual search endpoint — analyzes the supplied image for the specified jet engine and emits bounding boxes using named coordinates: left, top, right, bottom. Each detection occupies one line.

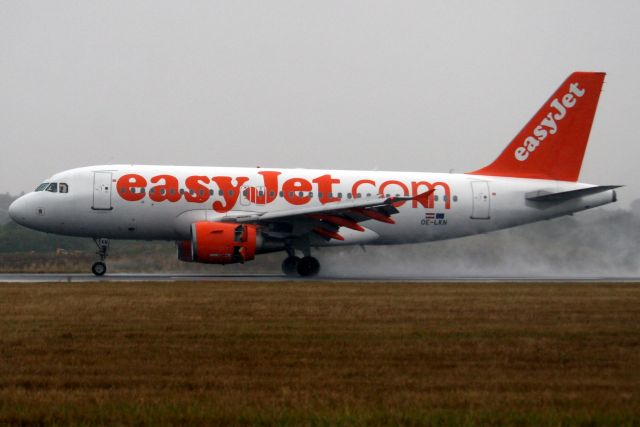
left=178, top=222, right=257, bottom=264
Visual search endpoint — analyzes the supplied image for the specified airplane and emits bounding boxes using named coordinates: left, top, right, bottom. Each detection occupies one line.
left=9, top=71, right=619, bottom=277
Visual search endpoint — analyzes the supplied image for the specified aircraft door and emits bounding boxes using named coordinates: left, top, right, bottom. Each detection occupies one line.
left=92, top=172, right=113, bottom=210
left=470, top=181, right=490, bottom=219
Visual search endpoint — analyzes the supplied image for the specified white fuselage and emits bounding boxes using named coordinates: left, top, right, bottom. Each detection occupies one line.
left=9, top=165, right=616, bottom=250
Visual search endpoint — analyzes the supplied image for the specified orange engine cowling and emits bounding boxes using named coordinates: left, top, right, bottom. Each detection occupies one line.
left=186, top=222, right=257, bottom=264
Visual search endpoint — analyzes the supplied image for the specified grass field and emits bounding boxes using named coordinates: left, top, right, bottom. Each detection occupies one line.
left=0, top=282, right=639, bottom=426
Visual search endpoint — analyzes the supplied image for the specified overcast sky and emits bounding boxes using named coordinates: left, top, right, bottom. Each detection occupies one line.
left=1, top=1, right=639, bottom=204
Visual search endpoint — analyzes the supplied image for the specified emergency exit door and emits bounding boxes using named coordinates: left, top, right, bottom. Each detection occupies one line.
left=92, top=172, right=113, bottom=210
left=471, top=181, right=490, bottom=219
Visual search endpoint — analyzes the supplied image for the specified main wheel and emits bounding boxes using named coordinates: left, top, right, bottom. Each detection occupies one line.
left=297, top=256, right=320, bottom=277
left=91, top=261, right=107, bottom=276
left=282, top=256, right=301, bottom=276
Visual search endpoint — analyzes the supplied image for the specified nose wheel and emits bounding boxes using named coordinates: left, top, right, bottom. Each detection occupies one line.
left=92, top=261, right=107, bottom=276
left=92, top=238, right=110, bottom=276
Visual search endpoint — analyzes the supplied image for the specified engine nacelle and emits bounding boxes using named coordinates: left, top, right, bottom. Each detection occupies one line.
left=181, top=222, right=257, bottom=264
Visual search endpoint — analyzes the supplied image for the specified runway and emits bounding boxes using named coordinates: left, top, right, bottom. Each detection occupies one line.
left=1, top=273, right=640, bottom=283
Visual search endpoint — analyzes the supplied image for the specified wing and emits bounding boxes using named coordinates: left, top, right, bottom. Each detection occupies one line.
left=219, top=190, right=435, bottom=242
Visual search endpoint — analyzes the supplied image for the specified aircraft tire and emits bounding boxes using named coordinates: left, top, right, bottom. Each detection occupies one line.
left=297, top=256, right=320, bottom=277
left=92, top=261, right=107, bottom=276
left=282, top=256, right=301, bottom=276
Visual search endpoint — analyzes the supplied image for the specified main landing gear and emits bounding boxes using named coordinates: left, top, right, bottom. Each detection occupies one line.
left=281, top=247, right=320, bottom=277
left=91, top=238, right=110, bottom=276
left=297, top=256, right=320, bottom=277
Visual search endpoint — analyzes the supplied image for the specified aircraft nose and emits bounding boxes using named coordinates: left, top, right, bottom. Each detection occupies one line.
left=8, top=197, right=29, bottom=225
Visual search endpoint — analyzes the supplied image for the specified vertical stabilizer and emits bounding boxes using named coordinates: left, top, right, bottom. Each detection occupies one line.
left=469, top=72, right=605, bottom=181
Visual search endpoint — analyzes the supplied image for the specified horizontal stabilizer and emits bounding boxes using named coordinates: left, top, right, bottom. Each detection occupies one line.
left=525, top=185, right=621, bottom=202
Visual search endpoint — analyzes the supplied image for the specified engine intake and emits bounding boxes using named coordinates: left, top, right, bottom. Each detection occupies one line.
left=182, top=222, right=257, bottom=264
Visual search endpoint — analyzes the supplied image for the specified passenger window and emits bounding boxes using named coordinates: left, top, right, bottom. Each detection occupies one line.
left=453, top=195, right=458, bottom=202
left=46, top=183, right=58, bottom=193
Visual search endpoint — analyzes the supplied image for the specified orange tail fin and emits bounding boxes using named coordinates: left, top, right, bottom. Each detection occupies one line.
left=469, top=72, right=605, bottom=182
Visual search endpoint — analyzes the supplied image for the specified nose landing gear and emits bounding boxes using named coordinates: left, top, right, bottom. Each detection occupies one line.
left=91, top=261, right=107, bottom=276
left=91, top=238, right=110, bottom=276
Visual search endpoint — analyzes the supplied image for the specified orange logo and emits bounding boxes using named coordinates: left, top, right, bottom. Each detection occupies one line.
left=116, top=172, right=451, bottom=213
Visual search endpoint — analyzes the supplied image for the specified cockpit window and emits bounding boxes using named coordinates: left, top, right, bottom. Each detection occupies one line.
left=35, top=183, right=49, bottom=192
left=45, top=183, right=58, bottom=193
left=59, top=183, right=68, bottom=193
